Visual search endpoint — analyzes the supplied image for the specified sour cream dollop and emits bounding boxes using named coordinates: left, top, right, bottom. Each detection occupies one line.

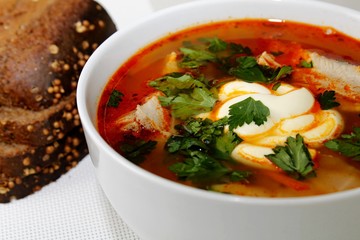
left=209, top=80, right=344, bottom=170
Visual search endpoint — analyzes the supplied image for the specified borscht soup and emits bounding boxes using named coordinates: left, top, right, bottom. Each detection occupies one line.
left=97, top=19, right=360, bottom=197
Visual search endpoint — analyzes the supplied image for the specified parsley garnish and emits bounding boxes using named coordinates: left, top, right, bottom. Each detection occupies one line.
left=148, top=72, right=206, bottom=96
left=317, top=90, right=340, bottom=110
left=159, top=88, right=217, bottom=119
left=270, top=51, right=284, bottom=56
left=229, top=170, right=252, bottom=182
left=325, top=127, right=360, bottom=160
left=167, top=117, right=239, bottom=155
left=107, top=89, right=124, bottom=107
left=177, top=37, right=292, bottom=84
left=298, top=60, right=313, bottom=68
left=272, top=82, right=281, bottom=91
left=149, top=73, right=217, bottom=119
left=265, top=134, right=315, bottom=179
left=213, top=130, right=243, bottom=160
left=229, top=56, right=292, bottom=83
left=228, top=42, right=252, bottom=55
left=169, top=151, right=231, bottom=182
left=273, top=66, right=292, bottom=81
left=169, top=150, right=251, bottom=183
left=179, top=117, right=229, bottom=144
left=166, top=118, right=248, bottom=183
left=179, top=37, right=252, bottom=69
left=228, top=97, right=270, bottom=130
left=228, top=56, right=267, bottom=82
left=200, top=37, right=228, bottom=52
left=119, top=139, right=157, bottom=164
left=179, top=47, right=217, bottom=68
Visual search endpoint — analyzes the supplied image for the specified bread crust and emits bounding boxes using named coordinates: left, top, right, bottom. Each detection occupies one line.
left=0, top=127, right=88, bottom=203
left=0, top=0, right=116, bottom=202
left=0, top=92, right=81, bottom=146
left=0, top=0, right=116, bottom=110
left=0, top=92, right=79, bottom=145
left=0, top=127, right=87, bottom=179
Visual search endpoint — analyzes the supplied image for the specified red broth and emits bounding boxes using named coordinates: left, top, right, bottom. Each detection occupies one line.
left=97, top=19, right=360, bottom=197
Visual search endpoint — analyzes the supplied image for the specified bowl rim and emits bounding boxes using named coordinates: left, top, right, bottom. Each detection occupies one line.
left=77, top=0, right=360, bottom=206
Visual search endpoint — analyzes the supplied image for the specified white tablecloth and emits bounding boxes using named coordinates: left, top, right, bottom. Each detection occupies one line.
left=1, top=1, right=358, bottom=239
left=0, top=156, right=141, bottom=240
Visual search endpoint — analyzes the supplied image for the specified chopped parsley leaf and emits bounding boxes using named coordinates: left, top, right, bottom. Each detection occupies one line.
left=166, top=118, right=247, bottom=183
left=177, top=37, right=292, bottom=84
left=158, top=88, right=217, bottom=119
left=273, top=65, right=292, bottom=81
left=179, top=37, right=252, bottom=69
left=179, top=47, right=217, bottom=68
left=299, top=60, right=313, bottom=68
left=166, top=135, right=208, bottom=154
left=228, top=56, right=267, bottom=83
left=228, top=56, right=292, bottom=83
left=169, top=150, right=250, bottom=183
left=270, top=51, right=284, bottom=56
left=149, top=73, right=217, bottom=119
left=317, top=90, right=340, bottom=110
left=272, top=82, right=281, bottom=91
left=265, top=134, right=316, bottom=179
left=148, top=72, right=206, bottom=96
left=228, top=97, right=270, bottom=130
left=213, top=130, right=242, bottom=160
left=325, top=127, right=360, bottom=160
left=119, top=139, right=157, bottom=164
left=230, top=170, right=252, bottom=182
left=169, top=151, right=231, bottom=182
left=167, top=117, right=232, bottom=152
left=228, top=42, right=252, bottom=55
left=200, top=37, right=228, bottom=53
left=107, top=89, right=124, bottom=107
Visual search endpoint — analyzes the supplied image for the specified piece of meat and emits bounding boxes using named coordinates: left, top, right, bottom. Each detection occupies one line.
left=116, top=92, right=172, bottom=138
left=257, top=51, right=282, bottom=68
left=162, top=52, right=180, bottom=75
left=293, top=51, right=360, bottom=101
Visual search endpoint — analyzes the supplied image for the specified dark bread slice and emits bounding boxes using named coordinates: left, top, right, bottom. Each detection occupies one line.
left=0, top=127, right=88, bottom=203
left=0, top=92, right=79, bottom=146
left=0, top=126, right=87, bottom=179
left=0, top=0, right=116, bottom=110
left=0, top=92, right=80, bottom=146
left=0, top=0, right=115, bottom=202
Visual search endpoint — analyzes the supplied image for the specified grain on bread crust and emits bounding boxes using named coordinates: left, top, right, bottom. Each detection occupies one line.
left=0, top=92, right=80, bottom=146
left=0, top=128, right=88, bottom=203
left=0, top=0, right=116, bottom=202
left=0, top=126, right=87, bottom=180
left=0, top=0, right=116, bottom=110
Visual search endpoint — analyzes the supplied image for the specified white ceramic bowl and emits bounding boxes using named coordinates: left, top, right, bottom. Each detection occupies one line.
left=77, top=0, right=360, bottom=239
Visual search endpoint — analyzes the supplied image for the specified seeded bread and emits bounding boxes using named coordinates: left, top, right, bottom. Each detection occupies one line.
left=0, top=0, right=116, bottom=110
left=0, top=0, right=116, bottom=202
left=0, top=127, right=88, bottom=203
left=0, top=126, right=87, bottom=179
left=0, top=92, right=79, bottom=146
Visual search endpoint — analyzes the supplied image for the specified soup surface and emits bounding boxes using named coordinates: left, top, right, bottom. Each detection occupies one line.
left=98, top=19, right=360, bottom=197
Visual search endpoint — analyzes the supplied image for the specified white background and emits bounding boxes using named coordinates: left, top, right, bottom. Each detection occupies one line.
left=0, top=0, right=359, bottom=239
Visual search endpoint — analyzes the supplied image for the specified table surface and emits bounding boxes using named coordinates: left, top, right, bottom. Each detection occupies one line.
left=0, top=1, right=359, bottom=240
